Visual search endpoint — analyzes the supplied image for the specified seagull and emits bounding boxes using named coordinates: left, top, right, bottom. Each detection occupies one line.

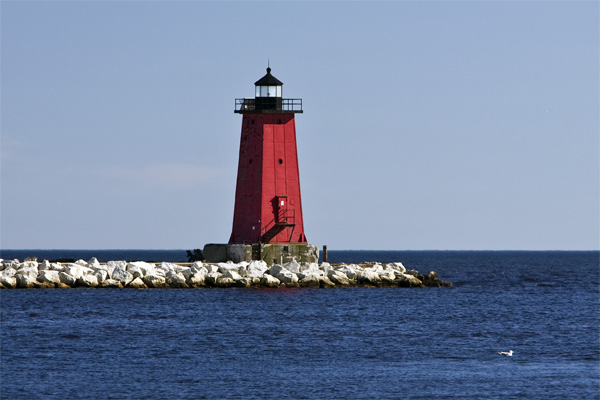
left=498, top=350, right=513, bottom=356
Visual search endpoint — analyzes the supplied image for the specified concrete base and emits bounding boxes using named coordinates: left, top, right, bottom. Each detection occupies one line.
left=203, top=243, right=319, bottom=265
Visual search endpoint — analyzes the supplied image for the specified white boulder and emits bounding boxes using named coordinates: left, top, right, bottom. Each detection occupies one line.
left=282, top=260, right=301, bottom=274
left=178, top=267, right=194, bottom=282
left=204, top=264, right=219, bottom=273
left=105, top=261, right=126, bottom=277
left=142, top=273, right=167, bottom=288
left=1, top=267, right=17, bottom=277
left=328, top=270, right=350, bottom=286
left=126, top=263, right=144, bottom=279
left=59, top=272, right=77, bottom=286
left=0, top=274, right=17, bottom=289
left=15, top=266, right=39, bottom=288
left=187, top=271, right=206, bottom=287
left=38, top=260, right=52, bottom=271
left=245, top=260, right=268, bottom=278
left=18, top=261, right=38, bottom=270
left=100, top=279, right=122, bottom=288
left=298, top=274, right=320, bottom=288
left=127, top=277, right=147, bottom=289
left=215, top=276, right=235, bottom=287
left=336, top=264, right=358, bottom=280
left=111, top=266, right=134, bottom=285
left=221, top=269, right=242, bottom=281
left=77, top=274, right=99, bottom=288
left=165, top=271, right=187, bottom=288
left=357, top=269, right=381, bottom=285
left=94, top=270, right=108, bottom=284
left=260, top=274, right=280, bottom=288
left=128, top=261, right=156, bottom=275
left=387, top=262, right=406, bottom=273
left=218, top=262, right=246, bottom=276
left=38, top=270, right=61, bottom=285
left=267, top=265, right=298, bottom=285
left=62, top=264, right=94, bottom=280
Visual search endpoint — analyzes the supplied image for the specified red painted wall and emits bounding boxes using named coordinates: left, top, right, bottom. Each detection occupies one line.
left=229, top=113, right=307, bottom=244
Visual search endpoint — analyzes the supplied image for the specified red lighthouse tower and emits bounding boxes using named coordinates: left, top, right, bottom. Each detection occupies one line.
left=230, top=67, right=307, bottom=245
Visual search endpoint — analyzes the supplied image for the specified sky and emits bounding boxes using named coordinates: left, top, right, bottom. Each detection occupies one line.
left=1, top=1, right=598, bottom=251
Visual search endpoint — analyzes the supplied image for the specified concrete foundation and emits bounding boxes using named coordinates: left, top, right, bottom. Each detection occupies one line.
left=203, top=243, right=319, bottom=265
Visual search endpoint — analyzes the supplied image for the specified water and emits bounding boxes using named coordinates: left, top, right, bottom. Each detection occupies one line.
left=1, top=251, right=598, bottom=399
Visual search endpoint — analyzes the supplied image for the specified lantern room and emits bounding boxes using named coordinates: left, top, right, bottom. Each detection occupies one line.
left=235, top=67, right=302, bottom=113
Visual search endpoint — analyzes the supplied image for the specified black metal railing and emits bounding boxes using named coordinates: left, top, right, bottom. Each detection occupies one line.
left=235, top=98, right=302, bottom=112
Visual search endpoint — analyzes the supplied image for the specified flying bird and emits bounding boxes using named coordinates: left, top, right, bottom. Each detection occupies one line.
left=498, top=350, right=513, bottom=356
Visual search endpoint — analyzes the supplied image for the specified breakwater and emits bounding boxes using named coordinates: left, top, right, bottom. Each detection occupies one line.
left=0, top=258, right=451, bottom=289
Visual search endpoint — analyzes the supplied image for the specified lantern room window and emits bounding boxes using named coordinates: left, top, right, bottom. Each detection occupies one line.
left=256, top=85, right=282, bottom=98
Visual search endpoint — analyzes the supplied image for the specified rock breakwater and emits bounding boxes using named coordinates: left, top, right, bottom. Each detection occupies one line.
left=0, top=258, right=451, bottom=289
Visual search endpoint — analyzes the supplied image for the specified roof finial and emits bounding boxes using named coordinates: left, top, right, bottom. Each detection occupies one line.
left=267, top=59, right=271, bottom=74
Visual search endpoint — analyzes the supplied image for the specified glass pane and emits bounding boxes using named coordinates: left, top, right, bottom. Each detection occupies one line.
left=267, top=86, right=277, bottom=97
left=276, top=86, right=282, bottom=97
left=260, top=86, right=268, bottom=97
left=255, top=86, right=260, bottom=97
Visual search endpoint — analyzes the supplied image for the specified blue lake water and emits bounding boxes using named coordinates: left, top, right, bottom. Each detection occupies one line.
left=1, top=250, right=598, bottom=399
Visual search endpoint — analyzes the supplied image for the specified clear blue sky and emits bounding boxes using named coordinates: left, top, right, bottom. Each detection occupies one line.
left=2, top=1, right=598, bottom=250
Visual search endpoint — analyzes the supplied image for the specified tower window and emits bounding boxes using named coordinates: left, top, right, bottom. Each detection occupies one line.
left=278, top=159, right=283, bottom=164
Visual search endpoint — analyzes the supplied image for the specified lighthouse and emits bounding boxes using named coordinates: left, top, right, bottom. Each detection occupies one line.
left=203, top=67, right=318, bottom=264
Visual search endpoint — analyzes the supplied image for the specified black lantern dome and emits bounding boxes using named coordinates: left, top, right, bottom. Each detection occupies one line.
left=254, top=67, right=282, bottom=110
left=254, top=67, right=283, bottom=94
